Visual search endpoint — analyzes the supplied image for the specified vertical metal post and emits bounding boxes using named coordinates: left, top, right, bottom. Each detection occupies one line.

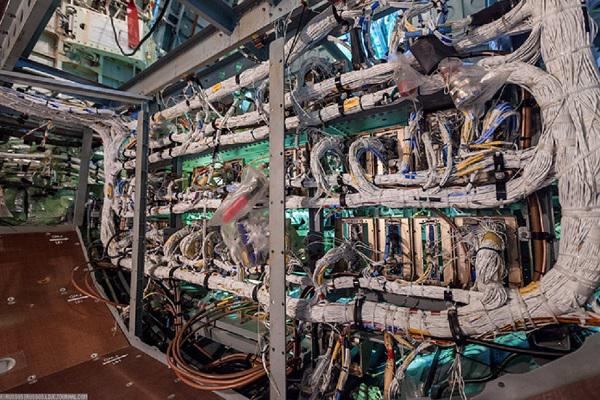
left=170, top=158, right=183, bottom=230
left=308, top=208, right=323, bottom=365
left=129, top=102, right=151, bottom=337
left=268, top=37, right=287, bottom=400
left=73, top=128, right=93, bottom=226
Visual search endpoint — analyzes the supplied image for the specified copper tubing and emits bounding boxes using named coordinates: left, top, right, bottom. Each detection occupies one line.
left=167, top=303, right=269, bottom=390
left=528, top=194, right=546, bottom=280
left=70, top=265, right=127, bottom=308
left=383, top=332, right=395, bottom=400
left=520, top=91, right=547, bottom=281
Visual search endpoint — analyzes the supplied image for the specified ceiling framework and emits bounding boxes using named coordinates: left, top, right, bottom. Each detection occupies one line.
left=179, top=0, right=237, bottom=35
left=0, top=0, right=59, bottom=70
left=121, top=0, right=305, bottom=96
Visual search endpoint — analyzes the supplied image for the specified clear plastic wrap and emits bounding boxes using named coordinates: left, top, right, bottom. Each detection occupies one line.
left=438, top=58, right=510, bottom=116
left=220, top=209, right=269, bottom=269
left=391, top=54, right=425, bottom=97
left=209, top=165, right=268, bottom=226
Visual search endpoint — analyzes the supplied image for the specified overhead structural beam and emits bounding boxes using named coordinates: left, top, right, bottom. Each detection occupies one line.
left=0, top=0, right=59, bottom=70
left=0, top=69, right=151, bottom=104
left=16, top=58, right=114, bottom=89
left=121, top=0, right=303, bottom=96
left=180, top=0, right=236, bottom=35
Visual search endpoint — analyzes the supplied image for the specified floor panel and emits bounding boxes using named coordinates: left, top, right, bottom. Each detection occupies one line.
left=0, top=230, right=128, bottom=391
left=6, top=346, right=221, bottom=399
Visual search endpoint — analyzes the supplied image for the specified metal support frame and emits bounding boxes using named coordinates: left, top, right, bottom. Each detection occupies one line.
left=268, top=36, right=287, bottom=400
left=180, top=0, right=236, bottom=35
left=0, top=69, right=150, bottom=104
left=129, top=102, right=151, bottom=336
left=121, top=0, right=303, bottom=95
left=475, top=332, right=600, bottom=399
left=73, top=128, right=93, bottom=227
left=0, top=0, right=59, bottom=69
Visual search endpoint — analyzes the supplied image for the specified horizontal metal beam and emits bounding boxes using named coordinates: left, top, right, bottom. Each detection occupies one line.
left=0, top=0, right=59, bottom=69
left=16, top=58, right=114, bottom=89
left=0, top=70, right=151, bottom=104
left=121, top=0, right=303, bottom=96
left=180, top=0, right=236, bottom=35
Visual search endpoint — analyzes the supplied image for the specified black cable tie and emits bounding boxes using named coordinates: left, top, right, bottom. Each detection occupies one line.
left=203, top=270, right=216, bottom=288
left=353, top=277, right=360, bottom=289
left=493, top=152, right=507, bottom=201
left=476, top=246, right=503, bottom=256
left=448, top=308, right=466, bottom=345
left=334, top=74, right=345, bottom=93
left=358, top=96, right=364, bottom=111
left=185, top=99, right=190, bottom=107
left=582, top=3, right=591, bottom=33
left=251, top=283, right=263, bottom=302
left=318, top=108, right=325, bottom=124
left=235, top=73, right=241, bottom=86
left=168, top=265, right=181, bottom=280
left=444, top=289, right=453, bottom=303
left=154, top=95, right=163, bottom=111
left=339, top=192, right=347, bottom=207
left=332, top=4, right=350, bottom=27
left=530, top=231, right=555, bottom=242
left=211, top=120, right=218, bottom=131
left=381, top=92, right=391, bottom=105
left=337, top=101, right=346, bottom=117
left=354, top=296, right=365, bottom=327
